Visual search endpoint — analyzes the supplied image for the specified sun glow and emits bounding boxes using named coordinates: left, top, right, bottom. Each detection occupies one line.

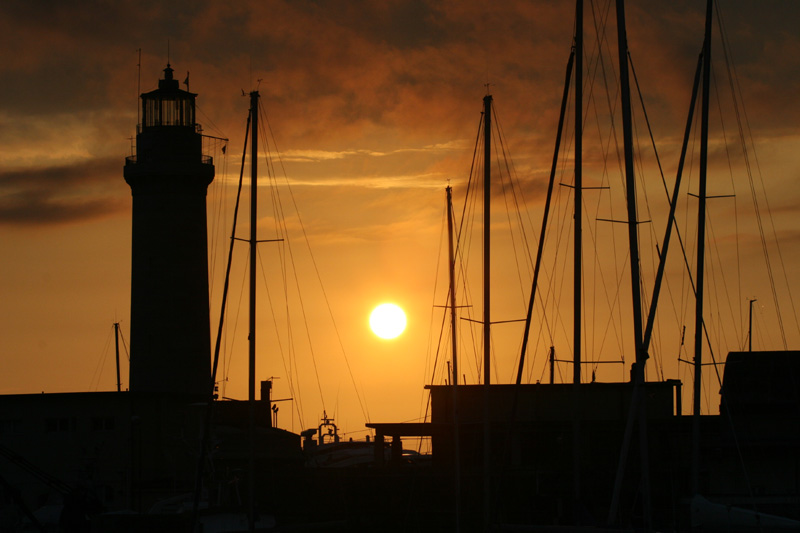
left=369, top=303, right=407, bottom=339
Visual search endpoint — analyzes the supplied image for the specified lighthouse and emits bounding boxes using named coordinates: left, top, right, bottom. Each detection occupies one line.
left=124, top=64, right=214, bottom=396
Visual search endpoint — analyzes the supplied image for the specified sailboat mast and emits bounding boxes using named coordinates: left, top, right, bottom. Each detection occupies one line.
left=446, top=185, right=461, bottom=531
left=481, top=92, right=492, bottom=530
left=692, top=0, right=713, bottom=496
left=572, top=0, right=584, bottom=514
left=573, top=0, right=583, bottom=387
left=616, top=0, right=646, bottom=382
left=447, top=186, right=459, bottom=386
left=248, top=89, right=259, bottom=532
left=483, top=94, right=492, bottom=385
left=615, top=0, right=652, bottom=525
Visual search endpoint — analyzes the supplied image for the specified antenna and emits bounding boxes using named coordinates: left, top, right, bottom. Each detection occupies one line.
left=136, top=48, right=141, bottom=126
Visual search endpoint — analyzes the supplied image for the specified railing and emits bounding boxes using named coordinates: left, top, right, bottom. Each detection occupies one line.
left=125, top=154, right=213, bottom=166
left=135, top=123, right=203, bottom=135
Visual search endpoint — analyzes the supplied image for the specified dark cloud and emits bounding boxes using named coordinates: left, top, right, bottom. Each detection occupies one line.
left=0, top=157, right=127, bottom=225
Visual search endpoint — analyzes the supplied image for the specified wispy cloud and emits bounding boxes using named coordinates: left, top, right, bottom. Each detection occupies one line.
left=283, top=172, right=449, bottom=189
left=215, top=172, right=450, bottom=189
left=0, top=157, right=126, bottom=225
left=279, top=140, right=469, bottom=163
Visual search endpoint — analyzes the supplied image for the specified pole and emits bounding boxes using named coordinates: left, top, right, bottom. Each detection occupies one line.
left=483, top=93, right=492, bottom=386
left=572, top=0, right=584, bottom=516
left=114, top=323, right=121, bottom=392
left=446, top=186, right=461, bottom=531
left=573, top=0, right=583, bottom=389
left=482, top=92, right=492, bottom=531
left=448, top=186, right=459, bottom=388
left=749, top=299, right=757, bottom=352
left=615, top=0, right=651, bottom=526
left=692, top=0, right=713, bottom=497
left=248, top=90, right=259, bottom=533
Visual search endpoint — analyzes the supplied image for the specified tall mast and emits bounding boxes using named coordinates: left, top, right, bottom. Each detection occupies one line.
left=248, top=90, right=259, bottom=533
left=692, top=0, right=713, bottom=496
left=573, top=0, right=583, bottom=388
left=483, top=94, right=492, bottom=385
left=572, top=0, right=584, bottom=514
left=447, top=186, right=459, bottom=387
left=616, top=0, right=645, bottom=396
left=481, top=92, right=492, bottom=530
left=446, top=185, right=461, bottom=531
left=615, top=0, right=651, bottom=525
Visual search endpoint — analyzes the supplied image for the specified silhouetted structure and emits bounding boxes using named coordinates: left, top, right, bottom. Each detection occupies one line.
left=124, top=64, right=214, bottom=396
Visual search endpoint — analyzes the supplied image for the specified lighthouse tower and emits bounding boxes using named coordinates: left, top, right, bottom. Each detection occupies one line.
left=124, top=64, right=214, bottom=396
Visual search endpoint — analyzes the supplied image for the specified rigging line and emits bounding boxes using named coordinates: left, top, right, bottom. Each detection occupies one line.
left=257, top=107, right=323, bottom=423
left=548, top=91, right=580, bottom=367
left=458, top=111, right=487, bottom=381
left=592, top=246, right=630, bottom=374
left=709, top=51, right=746, bottom=339
left=584, top=11, right=622, bottom=375
left=493, top=119, right=531, bottom=314
left=262, top=110, right=370, bottom=424
left=192, top=105, right=254, bottom=524
left=584, top=28, right=627, bottom=369
left=90, top=325, right=115, bottom=391
left=195, top=104, right=227, bottom=139
left=256, top=246, right=306, bottom=430
left=628, top=49, right=688, bottom=376
left=718, top=8, right=800, bottom=342
left=117, top=325, right=130, bottom=363
left=207, top=141, right=223, bottom=287
left=716, top=8, right=791, bottom=349
left=211, top=111, right=249, bottom=393
left=421, top=199, right=448, bottom=417
left=587, top=0, right=617, bottom=139
left=496, top=111, right=560, bottom=372
left=709, top=63, right=745, bottom=348
left=576, top=65, right=629, bottom=374
left=544, top=86, right=578, bottom=354
left=458, top=241, right=482, bottom=383
left=453, top=189, right=478, bottom=384
left=550, top=177, right=576, bottom=357
left=223, top=256, right=250, bottom=397
left=715, top=65, right=760, bottom=349
left=457, top=110, right=486, bottom=273
left=518, top=48, right=575, bottom=384
left=494, top=103, right=538, bottom=270
left=707, top=213, right=744, bottom=352
left=212, top=144, right=232, bottom=296
left=426, top=307, right=450, bottom=411
left=627, top=77, right=664, bottom=380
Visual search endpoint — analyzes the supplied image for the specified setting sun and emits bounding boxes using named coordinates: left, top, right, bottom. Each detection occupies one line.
left=369, top=303, right=407, bottom=339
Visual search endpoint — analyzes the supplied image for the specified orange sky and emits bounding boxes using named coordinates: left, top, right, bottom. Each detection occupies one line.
left=1, top=1, right=800, bottom=437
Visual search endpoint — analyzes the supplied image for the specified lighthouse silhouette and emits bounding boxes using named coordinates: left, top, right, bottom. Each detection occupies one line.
left=124, top=64, right=214, bottom=396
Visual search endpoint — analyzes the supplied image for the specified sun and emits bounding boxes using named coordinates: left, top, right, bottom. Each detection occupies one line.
left=369, top=303, right=407, bottom=339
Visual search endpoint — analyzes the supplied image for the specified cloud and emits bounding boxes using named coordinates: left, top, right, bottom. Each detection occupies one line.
left=279, top=140, right=469, bottom=163
left=283, top=172, right=448, bottom=189
left=0, top=157, right=126, bottom=225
